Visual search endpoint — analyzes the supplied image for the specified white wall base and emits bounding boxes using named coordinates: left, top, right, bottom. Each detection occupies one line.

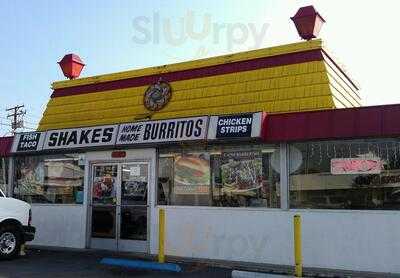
left=156, top=206, right=400, bottom=274
left=30, top=205, right=86, bottom=249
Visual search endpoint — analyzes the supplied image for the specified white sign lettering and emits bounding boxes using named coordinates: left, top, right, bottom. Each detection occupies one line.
left=208, top=112, right=263, bottom=140
left=11, top=132, right=46, bottom=153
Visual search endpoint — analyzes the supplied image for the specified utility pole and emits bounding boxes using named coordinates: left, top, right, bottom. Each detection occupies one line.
left=6, top=105, right=26, bottom=134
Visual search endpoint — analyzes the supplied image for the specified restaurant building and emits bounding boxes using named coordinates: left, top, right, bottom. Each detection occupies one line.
left=2, top=6, right=400, bottom=275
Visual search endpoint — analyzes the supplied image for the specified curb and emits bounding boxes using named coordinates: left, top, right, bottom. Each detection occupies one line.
left=232, top=270, right=296, bottom=278
left=100, top=258, right=182, bottom=272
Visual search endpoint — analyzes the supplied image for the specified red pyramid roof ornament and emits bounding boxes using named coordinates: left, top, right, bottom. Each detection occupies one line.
left=58, top=54, right=85, bottom=79
left=291, top=6, right=325, bottom=40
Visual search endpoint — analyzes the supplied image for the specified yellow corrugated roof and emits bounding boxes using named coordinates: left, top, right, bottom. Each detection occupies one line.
left=39, top=39, right=360, bottom=131
left=52, top=39, right=324, bottom=90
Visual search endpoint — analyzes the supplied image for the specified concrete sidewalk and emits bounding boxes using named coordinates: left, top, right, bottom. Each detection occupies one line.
left=15, top=246, right=400, bottom=278
left=1, top=248, right=231, bottom=278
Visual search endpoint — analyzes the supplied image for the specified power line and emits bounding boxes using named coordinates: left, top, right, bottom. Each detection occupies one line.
left=23, top=120, right=39, bottom=126
left=25, top=114, right=42, bottom=120
left=6, top=104, right=26, bottom=135
left=22, top=127, right=36, bottom=130
left=23, top=124, right=37, bottom=128
left=1, top=107, right=42, bottom=120
left=1, top=105, right=39, bottom=134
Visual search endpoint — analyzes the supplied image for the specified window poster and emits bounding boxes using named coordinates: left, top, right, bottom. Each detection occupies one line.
left=121, top=164, right=148, bottom=204
left=15, top=157, right=45, bottom=196
left=174, top=153, right=210, bottom=195
left=92, top=166, right=117, bottom=204
left=220, top=151, right=263, bottom=193
left=331, top=158, right=382, bottom=175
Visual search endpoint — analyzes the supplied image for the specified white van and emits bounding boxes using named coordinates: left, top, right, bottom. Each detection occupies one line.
left=0, top=189, right=35, bottom=259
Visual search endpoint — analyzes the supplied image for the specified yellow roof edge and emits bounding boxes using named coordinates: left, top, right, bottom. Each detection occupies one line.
left=52, top=39, right=323, bottom=90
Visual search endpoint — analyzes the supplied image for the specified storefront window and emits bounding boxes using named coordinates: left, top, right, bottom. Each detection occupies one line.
left=158, top=145, right=280, bottom=207
left=212, top=150, right=280, bottom=208
left=289, top=139, right=400, bottom=210
left=158, top=153, right=210, bottom=206
left=0, top=158, right=7, bottom=195
left=14, top=154, right=84, bottom=204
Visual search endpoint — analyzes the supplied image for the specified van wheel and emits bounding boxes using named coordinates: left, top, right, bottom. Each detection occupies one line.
left=0, top=225, right=22, bottom=260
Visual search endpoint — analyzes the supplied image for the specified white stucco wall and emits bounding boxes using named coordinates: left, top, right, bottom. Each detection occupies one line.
left=24, top=146, right=400, bottom=274
left=152, top=206, right=400, bottom=274
left=30, top=205, right=86, bottom=249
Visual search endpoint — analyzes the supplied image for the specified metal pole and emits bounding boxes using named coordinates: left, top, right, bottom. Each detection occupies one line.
left=280, top=143, right=289, bottom=210
left=7, top=157, right=14, bottom=197
left=1, top=158, right=6, bottom=195
left=294, top=214, right=302, bottom=277
left=158, top=208, right=165, bottom=263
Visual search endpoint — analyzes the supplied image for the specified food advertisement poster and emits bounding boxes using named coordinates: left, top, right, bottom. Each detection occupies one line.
left=174, top=154, right=210, bottom=195
left=15, top=157, right=45, bottom=196
left=220, top=151, right=262, bottom=192
left=92, top=166, right=117, bottom=204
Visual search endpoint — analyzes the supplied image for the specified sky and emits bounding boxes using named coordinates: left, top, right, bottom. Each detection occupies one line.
left=1, top=0, right=400, bottom=135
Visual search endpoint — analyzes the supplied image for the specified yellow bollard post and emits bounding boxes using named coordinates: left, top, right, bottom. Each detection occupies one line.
left=294, top=214, right=302, bottom=277
left=158, top=208, right=165, bottom=263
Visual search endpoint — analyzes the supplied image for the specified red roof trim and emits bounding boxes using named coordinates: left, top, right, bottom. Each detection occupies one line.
left=263, top=104, right=400, bottom=142
left=0, top=136, right=13, bottom=157
left=51, top=49, right=323, bottom=98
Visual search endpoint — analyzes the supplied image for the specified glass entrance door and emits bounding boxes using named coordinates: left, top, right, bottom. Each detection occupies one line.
left=118, top=163, right=149, bottom=252
left=89, top=162, right=149, bottom=252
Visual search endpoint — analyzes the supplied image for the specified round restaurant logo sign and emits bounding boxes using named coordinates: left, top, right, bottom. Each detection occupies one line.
left=143, top=81, right=172, bottom=111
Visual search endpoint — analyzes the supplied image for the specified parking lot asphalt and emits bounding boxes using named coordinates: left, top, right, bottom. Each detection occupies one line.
left=0, top=248, right=231, bottom=278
